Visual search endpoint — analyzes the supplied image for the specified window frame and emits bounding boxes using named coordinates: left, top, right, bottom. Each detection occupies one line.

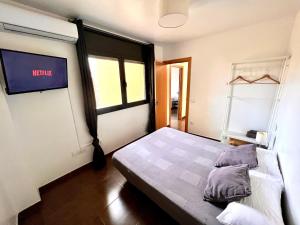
left=124, top=59, right=147, bottom=104
left=88, top=55, right=123, bottom=110
left=90, top=56, right=149, bottom=115
left=84, top=26, right=151, bottom=115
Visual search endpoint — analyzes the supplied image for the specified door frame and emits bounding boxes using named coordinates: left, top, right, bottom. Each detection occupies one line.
left=163, top=57, right=192, bottom=132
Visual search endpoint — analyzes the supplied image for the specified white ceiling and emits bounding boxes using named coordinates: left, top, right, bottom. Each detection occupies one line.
left=5, top=0, right=300, bottom=43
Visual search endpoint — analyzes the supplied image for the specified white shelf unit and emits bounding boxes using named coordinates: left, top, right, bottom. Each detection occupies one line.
left=222, top=56, right=290, bottom=149
left=224, top=131, right=259, bottom=144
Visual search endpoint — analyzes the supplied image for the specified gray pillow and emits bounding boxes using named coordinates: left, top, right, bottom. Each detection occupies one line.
left=215, top=144, right=258, bottom=168
left=204, top=164, right=251, bottom=203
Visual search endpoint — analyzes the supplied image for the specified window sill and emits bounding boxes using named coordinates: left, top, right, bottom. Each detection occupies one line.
left=96, top=100, right=149, bottom=115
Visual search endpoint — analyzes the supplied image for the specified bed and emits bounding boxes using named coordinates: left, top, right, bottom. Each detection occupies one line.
left=112, top=127, right=231, bottom=225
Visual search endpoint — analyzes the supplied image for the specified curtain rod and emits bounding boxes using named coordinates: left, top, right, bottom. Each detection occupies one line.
left=82, top=22, right=150, bottom=45
left=232, top=56, right=291, bottom=65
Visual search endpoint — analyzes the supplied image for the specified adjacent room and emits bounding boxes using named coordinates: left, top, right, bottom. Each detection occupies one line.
left=1, top=0, right=300, bottom=225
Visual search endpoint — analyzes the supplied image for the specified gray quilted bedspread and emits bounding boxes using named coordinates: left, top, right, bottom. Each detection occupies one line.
left=113, top=127, right=229, bottom=225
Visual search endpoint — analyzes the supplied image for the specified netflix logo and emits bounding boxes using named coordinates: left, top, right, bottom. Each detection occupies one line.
left=32, top=69, right=53, bottom=77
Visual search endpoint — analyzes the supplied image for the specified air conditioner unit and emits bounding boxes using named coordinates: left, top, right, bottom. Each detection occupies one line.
left=0, top=2, right=78, bottom=43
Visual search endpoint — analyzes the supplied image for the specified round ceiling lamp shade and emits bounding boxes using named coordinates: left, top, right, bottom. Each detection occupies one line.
left=159, top=0, right=189, bottom=28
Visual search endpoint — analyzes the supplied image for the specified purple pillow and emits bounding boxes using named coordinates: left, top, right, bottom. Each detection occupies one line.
left=204, top=164, right=251, bottom=203
left=215, top=144, right=258, bottom=169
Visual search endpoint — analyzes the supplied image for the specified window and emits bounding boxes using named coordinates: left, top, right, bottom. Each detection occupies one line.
left=88, top=56, right=148, bottom=114
left=88, top=56, right=122, bottom=109
left=124, top=61, right=146, bottom=103
left=83, top=27, right=153, bottom=115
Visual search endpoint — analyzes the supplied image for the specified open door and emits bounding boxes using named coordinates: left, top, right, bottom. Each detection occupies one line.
left=155, top=62, right=168, bottom=129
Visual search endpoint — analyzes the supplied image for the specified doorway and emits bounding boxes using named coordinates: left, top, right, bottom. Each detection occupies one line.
left=170, top=65, right=185, bottom=131
left=155, top=57, right=192, bottom=132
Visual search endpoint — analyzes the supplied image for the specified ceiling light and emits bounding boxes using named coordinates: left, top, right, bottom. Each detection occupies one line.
left=159, top=0, right=190, bottom=28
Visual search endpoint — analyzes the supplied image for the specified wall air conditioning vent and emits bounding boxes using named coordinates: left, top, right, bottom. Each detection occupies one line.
left=2, top=23, right=78, bottom=43
left=0, top=2, right=78, bottom=43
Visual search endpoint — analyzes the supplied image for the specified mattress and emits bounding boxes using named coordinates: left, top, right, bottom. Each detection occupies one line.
left=113, top=127, right=230, bottom=225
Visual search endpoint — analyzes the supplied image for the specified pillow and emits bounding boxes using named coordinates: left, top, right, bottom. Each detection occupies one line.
left=217, top=202, right=273, bottom=225
left=239, top=174, right=284, bottom=225
left=203, top=164, right=251, bottom=203
left=215, top=144, right=258, bottom=168
left=251, top=148, right=283, bottom=184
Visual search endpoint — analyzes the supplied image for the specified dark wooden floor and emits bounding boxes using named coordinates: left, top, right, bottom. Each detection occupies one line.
left=19, top=155, right=178, bottom=225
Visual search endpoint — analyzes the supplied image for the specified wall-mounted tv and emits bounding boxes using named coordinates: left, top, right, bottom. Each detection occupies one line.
left=0, top=49, right=68, bottom=95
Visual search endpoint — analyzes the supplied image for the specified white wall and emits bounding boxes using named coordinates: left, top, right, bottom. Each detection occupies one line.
left=155, top=45, right=163, bottom=61
left=0, top=31, right=150, bottom=185
left=98, top=105, right=148, bottom=152
left=0, top=79, right=40, bottom=225
left=0, top=4, right=152, bottom=219
left=275, top=11, right=300, bottom=225
left=162, top=16, right=294, bottom=139
left=0, top=31, right=90, bottom=188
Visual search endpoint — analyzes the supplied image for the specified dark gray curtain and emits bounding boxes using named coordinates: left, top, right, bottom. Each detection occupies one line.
left=143, top=44, right=156, bottom=133
left=74, top=19, right=106, bottom=169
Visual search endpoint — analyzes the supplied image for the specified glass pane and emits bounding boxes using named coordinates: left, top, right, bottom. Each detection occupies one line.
left=88, top=56, right=122, bottom=109
left=124, top=61, right=146, bottom=103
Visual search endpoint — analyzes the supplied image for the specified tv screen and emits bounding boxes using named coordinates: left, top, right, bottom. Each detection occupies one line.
left=0, top=49, right=68, bottom=95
